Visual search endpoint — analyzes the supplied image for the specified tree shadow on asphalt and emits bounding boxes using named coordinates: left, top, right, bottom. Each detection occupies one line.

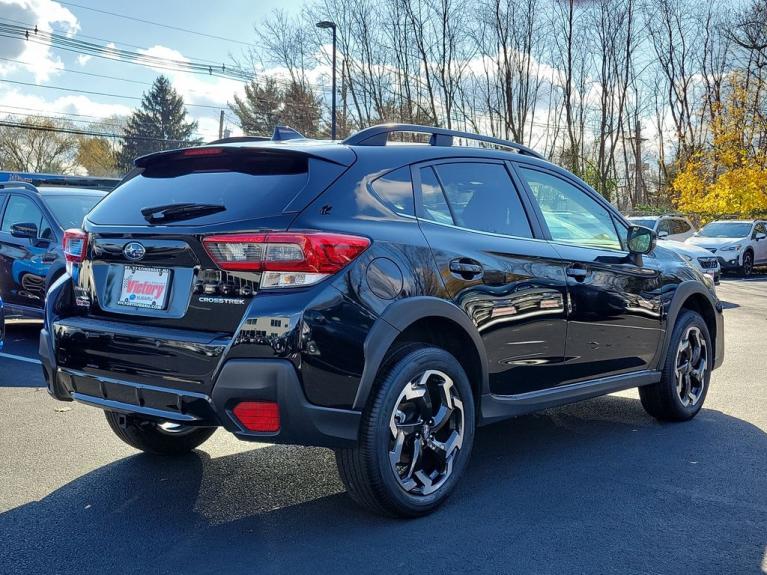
left=1, top=394, right=765, bottom=575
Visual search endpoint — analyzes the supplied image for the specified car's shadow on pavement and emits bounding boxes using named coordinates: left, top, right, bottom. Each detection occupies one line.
left=1, top=395, right=765, bottom=575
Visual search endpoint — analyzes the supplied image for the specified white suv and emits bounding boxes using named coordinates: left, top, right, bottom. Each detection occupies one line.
left=626, top=215, right=696, bottom=241
left=686, top=220, right=767, bottom=276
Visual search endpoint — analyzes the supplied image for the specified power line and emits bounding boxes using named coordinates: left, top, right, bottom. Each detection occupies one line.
left=0, top=77, right=226, bottom=110
left=0, top=15, right=228, bottom=67
left=0, top=119, right=199, bottom=144
left=58, top=1, right=258, bottom=48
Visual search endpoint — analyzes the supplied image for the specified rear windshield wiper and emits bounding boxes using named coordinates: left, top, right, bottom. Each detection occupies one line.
left=141, top=203, right=226, bottom=223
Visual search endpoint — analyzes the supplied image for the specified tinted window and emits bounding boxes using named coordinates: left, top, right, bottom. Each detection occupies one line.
left=419, top=167, right=453, bottom=224
left=44, top=194, right=104, bottom=230
left=88, top=153, right=311, bottom=226
left=657, top=219, right=672, bottom=235
left=433, top=163, right=532, bottom=237
left=755, top=223, right=766, bottom=235
left=697, top=222, right=753, bottom=238
left=521, top=168, right=621, bottom=250
left=370, top=167, right=414, bottom=216
left=671, top=219, right=690, bottom=234
left=1, top=195, right=47, bottom=238
left=628, top=218, right=656, bottom=229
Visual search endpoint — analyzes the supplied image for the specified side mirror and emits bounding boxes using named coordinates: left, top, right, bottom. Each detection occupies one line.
left=756, top=233, right=766, bottom=241
left=10, top=222, right=38, bottom=239
left=657, top=230, right=669, bottom=239
left=627, top=225, right=656, bottom=255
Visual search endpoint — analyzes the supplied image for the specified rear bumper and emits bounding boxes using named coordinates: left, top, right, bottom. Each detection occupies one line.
left=40, top=324, right=361, bottom=448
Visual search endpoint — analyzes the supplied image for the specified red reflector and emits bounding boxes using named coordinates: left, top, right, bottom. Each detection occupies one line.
left=181, top=147, right=224, bottom=157
left=63, top=228, right=88, bottom=263
left=233, top=401, right=280, bottom=432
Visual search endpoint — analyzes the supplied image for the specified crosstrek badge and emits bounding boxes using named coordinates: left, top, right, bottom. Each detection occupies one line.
left=118, top=266, right=171, bottom=309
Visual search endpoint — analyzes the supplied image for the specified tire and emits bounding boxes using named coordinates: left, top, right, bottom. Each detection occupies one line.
left=335, top=346, right=475, bottom=517
left=740, top=250, right=754, bottom=277
left=639, top=309, right=712, bottom=422
left=104, top=411, right=216, bottom=455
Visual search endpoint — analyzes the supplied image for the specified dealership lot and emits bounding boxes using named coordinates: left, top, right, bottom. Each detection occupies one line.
left=0, top=278, right=765, bottom=575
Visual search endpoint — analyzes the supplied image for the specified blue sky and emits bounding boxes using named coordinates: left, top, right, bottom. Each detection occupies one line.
left=0, top=0, right=306, bottom=139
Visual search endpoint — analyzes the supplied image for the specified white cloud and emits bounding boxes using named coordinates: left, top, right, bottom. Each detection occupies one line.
left=0, top=88, right=132, bottom=124
left=76, top=54, right=91, bottom=66
left=0, top=0, right=78, bottom=82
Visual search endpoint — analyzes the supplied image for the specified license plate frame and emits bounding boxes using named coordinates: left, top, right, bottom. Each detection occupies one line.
left=117, top=265, right=172, bottom=310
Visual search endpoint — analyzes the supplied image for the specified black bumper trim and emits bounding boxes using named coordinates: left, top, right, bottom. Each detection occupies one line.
left=40, top=326, right=361, bottom=448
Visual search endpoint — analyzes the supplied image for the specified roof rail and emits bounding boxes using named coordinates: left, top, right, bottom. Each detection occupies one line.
left=0, top=182, right=38, bottom=193
left=343, top=123, right=545, bottom=160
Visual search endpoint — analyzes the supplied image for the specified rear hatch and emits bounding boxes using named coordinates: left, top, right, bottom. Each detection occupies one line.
left=55, top=144, right=357, bottom=389
left=75, top=144, right=352, bottom=331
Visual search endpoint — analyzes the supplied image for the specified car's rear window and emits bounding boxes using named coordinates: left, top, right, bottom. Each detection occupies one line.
left=87, top=153, right=310, bottom=226
left=44, top=194, right=104, bottom=229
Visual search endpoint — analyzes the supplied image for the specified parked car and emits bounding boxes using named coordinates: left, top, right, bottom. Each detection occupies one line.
left=686, top=220, right=767, bottom=276
left=41, top=124, right=724, bottom=517
left=0, top=184, right=106, bottom=318
left=626, top=215, right=696, bottom=241
left=661, top=239, right=720, bottom=285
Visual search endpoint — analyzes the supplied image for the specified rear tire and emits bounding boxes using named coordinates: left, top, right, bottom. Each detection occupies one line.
left=639, top=309, right=711, bottom=422
left=335, top=346, right=475, bottom=517
left=104, top=411, right=215, bottom=455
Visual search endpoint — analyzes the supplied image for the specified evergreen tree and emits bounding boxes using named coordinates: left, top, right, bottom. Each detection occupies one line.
left=118, top=76, right=200, bottom=170
left=229, top=78, right=323, bottom=138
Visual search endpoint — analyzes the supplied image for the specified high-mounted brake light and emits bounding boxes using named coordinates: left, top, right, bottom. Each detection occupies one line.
left=181, top=147, right=224, bottom=157
left=202, top=232, right=370, bottom=288
left=63, top=229, right=88, bottom=263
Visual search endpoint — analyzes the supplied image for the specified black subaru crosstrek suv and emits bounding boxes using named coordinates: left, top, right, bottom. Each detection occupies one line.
left=41, top=124, right=724, bottom=517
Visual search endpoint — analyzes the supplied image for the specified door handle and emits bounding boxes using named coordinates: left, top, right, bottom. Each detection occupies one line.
left=566, top=266, right=589, bottom=281
left=449, top=259, right=483, bottom=279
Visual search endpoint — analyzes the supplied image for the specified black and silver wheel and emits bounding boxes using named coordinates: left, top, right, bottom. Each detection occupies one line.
left=640, top=309, right=712, bottom=421
left=336, top=346, right=475, bottom=517
left=104, top=411, right=216, bottom=455
left=741, top=250, right=754, bottom=276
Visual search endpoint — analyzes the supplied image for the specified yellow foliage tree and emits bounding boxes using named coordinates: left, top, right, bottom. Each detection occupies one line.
left=674, top=80, right=767, bottom=220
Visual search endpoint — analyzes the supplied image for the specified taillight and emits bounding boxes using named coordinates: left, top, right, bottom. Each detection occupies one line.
left=63, top=229, right=88, bottom=263
left=202, top=232, right=370, bottom=288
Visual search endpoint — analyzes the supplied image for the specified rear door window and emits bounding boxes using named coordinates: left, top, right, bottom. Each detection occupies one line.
left=419, top=167, right=453, bottom=224
left=432, top=162, right=532, bottom=238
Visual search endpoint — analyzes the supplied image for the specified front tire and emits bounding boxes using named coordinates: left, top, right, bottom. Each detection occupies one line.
left=336, top=346, right=475, bottom=517
left=104, top=411, right=215, bottom=455
left=639, top=309, right=711, bottom=421
left=740, top=250, right=754, bottom=276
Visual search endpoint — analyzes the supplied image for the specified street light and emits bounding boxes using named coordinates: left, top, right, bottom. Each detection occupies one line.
left=316, top=20, right=337, bottom=140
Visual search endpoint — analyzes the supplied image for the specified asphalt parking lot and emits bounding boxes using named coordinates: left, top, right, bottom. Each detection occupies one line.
left=1, top=278, right=766, bottom=575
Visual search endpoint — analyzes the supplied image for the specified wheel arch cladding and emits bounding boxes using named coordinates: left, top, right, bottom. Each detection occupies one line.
left=352, top=297, right=488, bottom=411
left=661, top=281, right=720, bottom=368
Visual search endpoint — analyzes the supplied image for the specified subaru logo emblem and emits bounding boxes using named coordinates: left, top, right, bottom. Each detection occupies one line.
left=123, top=242, right=146, bottom=261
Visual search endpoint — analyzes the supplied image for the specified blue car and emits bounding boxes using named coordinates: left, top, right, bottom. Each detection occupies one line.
left=0, top=296, right=4, bottom=350
left=0, top=183, right=107, bottom=319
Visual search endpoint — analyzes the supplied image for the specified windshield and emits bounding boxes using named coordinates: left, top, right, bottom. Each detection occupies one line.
left=697, top=222, right=752, bottom=238
left=628, top=218, right=656, bottom=229
left=44, top=194, right=104, bottom=229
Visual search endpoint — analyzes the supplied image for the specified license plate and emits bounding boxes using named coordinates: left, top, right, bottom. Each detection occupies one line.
left=118, top=266, right=171, bottom=310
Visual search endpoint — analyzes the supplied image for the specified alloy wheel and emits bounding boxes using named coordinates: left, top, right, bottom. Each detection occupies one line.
left=743, top=252, right=753, bottom=276
left=388, top=370, right=465, bottom=496
left=674, top=326, right=707, bottom=407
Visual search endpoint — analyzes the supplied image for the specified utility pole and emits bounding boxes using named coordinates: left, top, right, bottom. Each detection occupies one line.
left=218, top=110, right=224, bottom=140
left=634, top=119, right=644, bottom=206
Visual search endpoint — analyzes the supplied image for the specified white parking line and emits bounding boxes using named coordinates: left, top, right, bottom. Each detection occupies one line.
left=0, top=352, right=42, bottom=365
